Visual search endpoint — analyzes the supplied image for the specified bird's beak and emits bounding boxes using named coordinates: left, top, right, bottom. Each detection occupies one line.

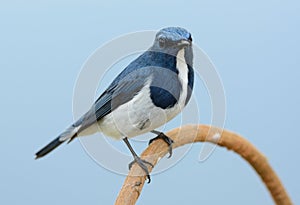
left=177, top=39, right=191, bottom=47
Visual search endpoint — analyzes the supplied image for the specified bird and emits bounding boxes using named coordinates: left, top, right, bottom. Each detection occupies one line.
left=35, top=27, right=194, bottom=183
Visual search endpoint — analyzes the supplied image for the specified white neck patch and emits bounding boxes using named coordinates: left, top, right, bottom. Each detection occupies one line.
left=176, top=48, right=189, bottom=109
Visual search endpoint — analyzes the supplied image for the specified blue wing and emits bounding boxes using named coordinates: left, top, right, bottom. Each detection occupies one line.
left=75, top=68, right=149, bottom=132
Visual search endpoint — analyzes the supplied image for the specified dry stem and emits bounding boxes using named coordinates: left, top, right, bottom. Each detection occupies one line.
left=115, top=124, right=292, bottom=205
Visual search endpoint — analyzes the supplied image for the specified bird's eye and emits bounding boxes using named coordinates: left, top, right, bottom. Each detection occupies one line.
left=159, top=38, right=166, bottom=48
left=188, top=34, right=192, bottom=42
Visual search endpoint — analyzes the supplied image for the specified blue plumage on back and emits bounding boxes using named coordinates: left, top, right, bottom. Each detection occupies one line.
left=93, top=50, right=182, bottom=119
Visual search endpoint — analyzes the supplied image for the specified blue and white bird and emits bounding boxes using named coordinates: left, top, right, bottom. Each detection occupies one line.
left=35, top=27, right=194, bottom=182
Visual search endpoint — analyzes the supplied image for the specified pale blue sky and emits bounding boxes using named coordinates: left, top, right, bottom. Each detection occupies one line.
left=1, top=0, right=299, bottom=204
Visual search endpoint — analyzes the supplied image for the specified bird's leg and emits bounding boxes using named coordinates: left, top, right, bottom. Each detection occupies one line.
left=123, top=137, right=153, bottom=183
left=149, top=130, right=174, bottom=158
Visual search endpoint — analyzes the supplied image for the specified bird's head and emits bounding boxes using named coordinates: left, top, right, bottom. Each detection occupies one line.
left=152, top=27, right=192, bottom=54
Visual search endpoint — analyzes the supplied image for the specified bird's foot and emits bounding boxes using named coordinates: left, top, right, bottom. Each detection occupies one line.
left=129, top=155, right=154, bottom=183
left=149, top=132, right=174, bottom=158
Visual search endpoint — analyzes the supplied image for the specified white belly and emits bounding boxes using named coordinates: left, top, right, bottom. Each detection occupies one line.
left=97, top=80, right=173, bottom=139
left=97, top=48, right=190, bottom=140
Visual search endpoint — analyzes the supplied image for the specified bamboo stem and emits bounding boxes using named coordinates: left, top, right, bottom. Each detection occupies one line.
left=115, top=124, right=292, bottom=205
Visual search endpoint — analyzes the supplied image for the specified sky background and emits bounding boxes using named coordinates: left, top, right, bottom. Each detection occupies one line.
left=1, top=0, right=299, bottom=204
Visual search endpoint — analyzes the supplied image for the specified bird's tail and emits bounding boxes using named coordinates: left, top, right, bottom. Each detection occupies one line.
left=35, top=125, right=79, bottom=159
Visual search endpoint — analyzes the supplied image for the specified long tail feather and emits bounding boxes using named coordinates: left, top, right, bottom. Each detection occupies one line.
left=35, top=137, right=65, bottom=159
left=35, top=125, right=78, bottom=159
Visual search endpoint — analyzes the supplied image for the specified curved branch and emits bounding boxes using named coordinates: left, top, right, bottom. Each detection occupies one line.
left=115, top=125, right=292, bottom=205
